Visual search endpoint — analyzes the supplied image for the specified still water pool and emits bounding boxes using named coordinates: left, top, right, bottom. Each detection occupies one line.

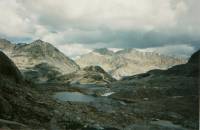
left=53, top=92, right=96, bottom=102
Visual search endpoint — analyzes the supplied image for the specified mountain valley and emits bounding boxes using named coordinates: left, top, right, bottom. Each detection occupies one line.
left=0, top=39, right=199, bottom=130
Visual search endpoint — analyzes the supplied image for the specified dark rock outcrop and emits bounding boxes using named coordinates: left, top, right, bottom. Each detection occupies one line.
left=0, top=51, right=53, bottom=129
left=0, top=51, right=22, bottom=83
left=188, top=50, right=200, bottom=64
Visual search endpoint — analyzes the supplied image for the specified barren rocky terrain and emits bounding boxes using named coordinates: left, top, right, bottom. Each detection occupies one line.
left=76, top=48, right=186, bottom=79
left=0, top=39, right=80, bottom=83
left=0, top=39, right=199, bottom=130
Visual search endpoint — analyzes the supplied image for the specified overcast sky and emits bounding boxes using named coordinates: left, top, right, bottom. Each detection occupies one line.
left=0, top=0, right=199, bottom=58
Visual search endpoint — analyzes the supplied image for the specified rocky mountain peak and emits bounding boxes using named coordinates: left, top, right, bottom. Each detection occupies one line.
left=26, top=39, right=55, bottom=51
left=0, top=39, right=80, bottom=82
left=13, top=39, right=62, bottom=59
left=0, top=38, right=15, bottom=51
left=28, top=39, right=53, bottom=49
left=31, top=39, right=45, bottom=44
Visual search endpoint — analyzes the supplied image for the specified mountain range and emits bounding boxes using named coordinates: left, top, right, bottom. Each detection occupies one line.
left=0, top=39, right=187, bottom=82
left=0, top=39, right=80, bottom=82
left=76, top=48, right=186, bottom=79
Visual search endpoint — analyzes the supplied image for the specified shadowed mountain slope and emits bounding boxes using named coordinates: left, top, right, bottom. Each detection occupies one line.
left=0, top=51, right=22, bottom=83
left=110, top=50, right=199, bottom=129
left=0, top=51, right=53, bottom=129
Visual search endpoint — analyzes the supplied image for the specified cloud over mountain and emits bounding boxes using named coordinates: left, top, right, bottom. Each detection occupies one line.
left=0, top=0, right=199, bottom=57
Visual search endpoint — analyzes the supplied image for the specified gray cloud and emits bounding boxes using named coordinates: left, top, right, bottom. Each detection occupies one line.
left=0, top=0, right=199, bottom=57
left=139, top=44, right=196, bottom=58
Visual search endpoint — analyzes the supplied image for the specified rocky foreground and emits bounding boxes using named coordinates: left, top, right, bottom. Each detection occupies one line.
left=0, top=48, right=199, bottom=129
